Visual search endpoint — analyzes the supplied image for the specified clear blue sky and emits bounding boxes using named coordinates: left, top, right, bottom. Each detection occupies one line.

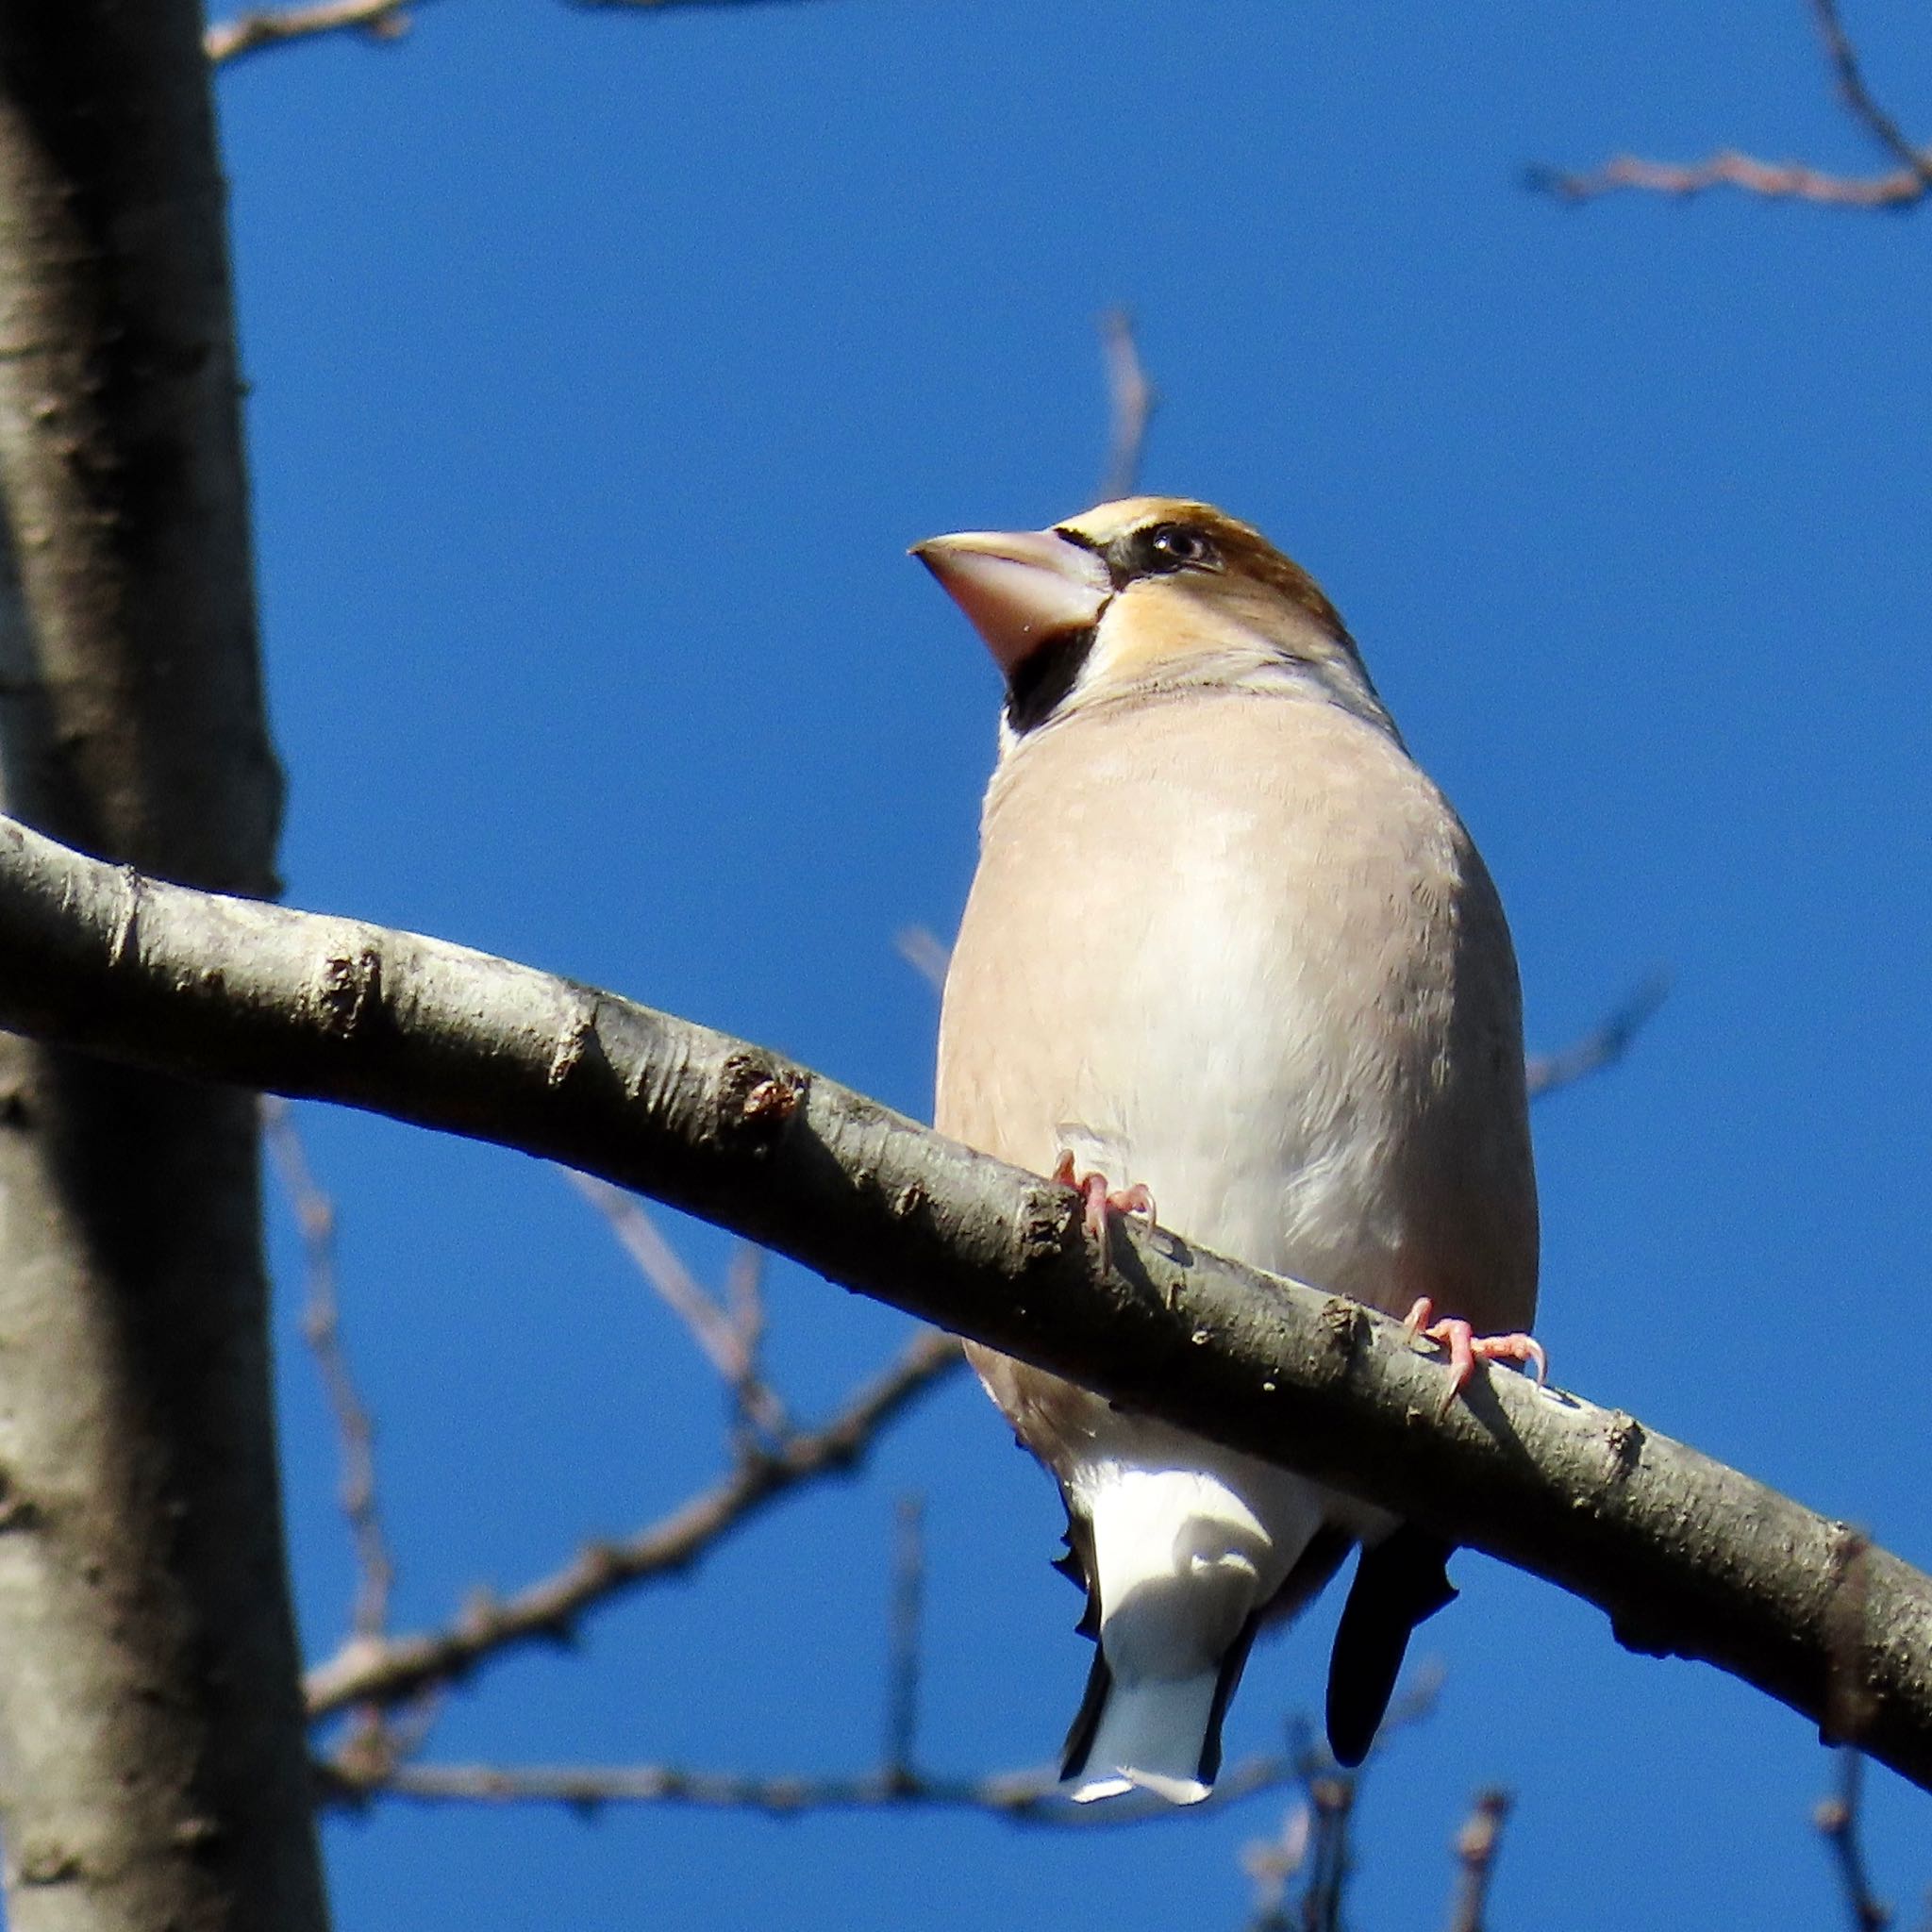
left=214, top=3, right=1931, bottom=1924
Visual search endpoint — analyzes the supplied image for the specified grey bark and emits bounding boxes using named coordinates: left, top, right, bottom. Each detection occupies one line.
left=0, top=814, right=1924, bottom=1798
left=0, top=9, right=326, bottom=1930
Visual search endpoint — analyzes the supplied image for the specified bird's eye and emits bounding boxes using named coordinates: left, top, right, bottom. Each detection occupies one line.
left=1140, top=524, right=1218, bottom=573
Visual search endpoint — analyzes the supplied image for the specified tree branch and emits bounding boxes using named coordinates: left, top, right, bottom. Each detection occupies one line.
left=304, top=1329, right=959, bottom=1717
left=265, top=1096, right=397, bottom=1643
left=0, top=813, right=1929, bottom=1793
left=1097, top=308, right=1158, bottom=502
left=1814, top=1749, right=1893, bottom=1931
left=1530, top=0, right=1932, bottom=209
left=207, top=0, right=415, bottom=64
left=316, top=1746, right=1297, bottom=1823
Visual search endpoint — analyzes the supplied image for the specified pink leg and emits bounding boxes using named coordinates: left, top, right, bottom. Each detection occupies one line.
left=1401, top=1296, right=1546, bottom=1414
left=1052, top=1151, right=1157, bottom=1243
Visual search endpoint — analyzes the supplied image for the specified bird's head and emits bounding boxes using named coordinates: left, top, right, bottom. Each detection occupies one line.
left=913, top=496, right=1393, bottom=744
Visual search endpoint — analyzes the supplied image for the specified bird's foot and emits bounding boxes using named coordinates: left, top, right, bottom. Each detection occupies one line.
left=1052, top=1150, right=1157, bottom=1244
left=1400, top=1297, right=1546, bottom=1417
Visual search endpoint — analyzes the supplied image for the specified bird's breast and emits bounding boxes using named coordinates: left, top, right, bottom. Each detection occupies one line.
left=936, top=689, right=1536, bottom=1327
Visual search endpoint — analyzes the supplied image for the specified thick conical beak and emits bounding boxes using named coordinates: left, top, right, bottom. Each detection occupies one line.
left=912, top=527, right=1112, bottom=675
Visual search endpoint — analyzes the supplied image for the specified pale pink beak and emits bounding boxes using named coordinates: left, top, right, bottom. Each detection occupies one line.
left=912, top=527, right=1112, bottom=674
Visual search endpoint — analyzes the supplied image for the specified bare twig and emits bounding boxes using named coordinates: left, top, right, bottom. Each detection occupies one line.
left=721, top=1240, right=775, bottom=1448
left=882, top=1496, right=924, bottom=1788
left=568, top=1171, right=791, bottom=1442
left=305, top=1329, right=961, bottom=1718
left=207, top=0, right=414, bottom=64
left=892, top=924, right=951, bottom=996
left=1528, top=150, right=1929, bottom=209
left=1815, top=1749, right=1893, bottom=1931
left=1297, top=1765, right=1355, bottom=1932
left=8, top=816, right=1932, bottom=1791
left=1097, top=308, right=1158, bottom=501
left=1524, top=972, right=1669, bottom=1100
left=1242, top=1669, right=1443, bottom=1932
left=1808, top=0, right=1932, bottom=185
left=1241, top=1802, right=1312, bottom=1931
left=1446, top=1788, right=1512, bottom=1932
left=263, top=1096, right=395, bottom=1643
left=317, top=1744, right=1300, bottom=1823
left=1530, top=0, right=1932, bottom=209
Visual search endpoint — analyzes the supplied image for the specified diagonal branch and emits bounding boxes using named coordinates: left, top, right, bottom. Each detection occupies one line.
left=1807, top=0, right=1932, bottom=186
left=207, top=0, right=416, bottom=64
left=304, top=1327, right=958, bottom=1717
left=0, top=811, right=1929, bottom=1791
left=1524, top=972, right=1668, bottom=1099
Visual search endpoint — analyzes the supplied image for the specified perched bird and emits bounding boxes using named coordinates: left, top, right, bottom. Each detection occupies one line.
left=914, top=497, right=1540, bottom=1802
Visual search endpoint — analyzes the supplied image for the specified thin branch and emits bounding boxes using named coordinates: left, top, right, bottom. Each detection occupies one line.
left=207, top=0, right=414, bottom=64
left=317, top=1744, right=1300, bottom=1823
left=304, top=1329, right=960, bottom=1718
left=1815, top=1749, right=1893, bottom=1931
left=1524, top=972, right=1669, bottom=1100
left=3, top=816, right=1932, bottom=1792
left=892, top=923, right=951, bottom=996
left=881, top=1495, right=924, bottom=1787
left=1528, top=150, right=1929, bottom=209
left=1807, top=0, right=1932, bottom=186
left=263, top=1097, right=396, bottom=1643
left=1243, top=1674, right=1441, bottom=1932
left=1446, top=1788, right=1512, bottom=1932
left=1530, top=0, right=1932, bottom=209
left=1097, top=308, right=1158, bottom=502
left=567, top=1171, right=791, bottom=1441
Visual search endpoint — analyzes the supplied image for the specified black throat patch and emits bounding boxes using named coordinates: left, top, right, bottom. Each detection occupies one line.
left=1004, top=626, right=1095, bottom=735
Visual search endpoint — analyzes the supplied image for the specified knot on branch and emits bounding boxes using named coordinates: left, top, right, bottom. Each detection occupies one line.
left=1315, top=1295, right=1368, bottom=1379
left=715, top=1054, right=806, bottom=1153
left=311, top=945, right=383, bottom=1041
left=1824, top=1521, right=1875, bottom=1745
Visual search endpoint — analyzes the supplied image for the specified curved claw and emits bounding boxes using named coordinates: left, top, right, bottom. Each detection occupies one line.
left=1052, top=1153, right=1157, bottom=1242
left=1400, top=1297, right=1546, bottom=1417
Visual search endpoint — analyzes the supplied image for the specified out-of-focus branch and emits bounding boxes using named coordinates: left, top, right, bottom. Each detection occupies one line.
left=1097, top=308, right=1158, bottom=502
left=1524, top=972, right=1668, bottom=1099
left=1529, top=149, right=1928, bottom=209
left=5, top=817, right=1932, bottom=1793
left=882, top=1495, right=925, bottom=1789
left=1446, top=1788, right=1512, bottom=1932
left=1531, top=0, right=1931, bottom=209
left=893, top=923, right=952, bottom=997
left=317, top=1745, right=1298, bottom=1822
left=1808, top=0, right=1932, bottom=186
left=304, top=1329, right=960, bottom=1718
left=264, top=1096, right=396, bottom=1642
left=207, top=0, right=836, bottom=65
left=207, top=0, right=415, bottom=64
left=1241, top=1674, right=1442, bottom=1932
left=1814, top=1749, right=1893, bottom=1931
left=568, top=1171, right=791, bottom=1442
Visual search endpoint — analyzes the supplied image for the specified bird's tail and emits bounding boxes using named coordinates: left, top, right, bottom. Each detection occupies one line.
left=1060, top=1620, right=1258, bottom=1804
left=1054, top=1461, right=1340, bottom=1804
left=1324, top=1525, right=1456, bottom=1767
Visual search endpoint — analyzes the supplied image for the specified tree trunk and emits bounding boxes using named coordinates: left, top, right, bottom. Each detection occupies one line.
left=0, top=8, right=326, bottom=1928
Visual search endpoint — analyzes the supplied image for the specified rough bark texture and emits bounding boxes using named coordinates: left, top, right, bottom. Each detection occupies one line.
left=0, top=815, right=1925, bottom=1798
left=0, top=10, right=325, bottom=1930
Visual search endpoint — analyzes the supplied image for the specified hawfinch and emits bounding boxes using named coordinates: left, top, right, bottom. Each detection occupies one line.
left=915, top=497, right=1540, bottom=1802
